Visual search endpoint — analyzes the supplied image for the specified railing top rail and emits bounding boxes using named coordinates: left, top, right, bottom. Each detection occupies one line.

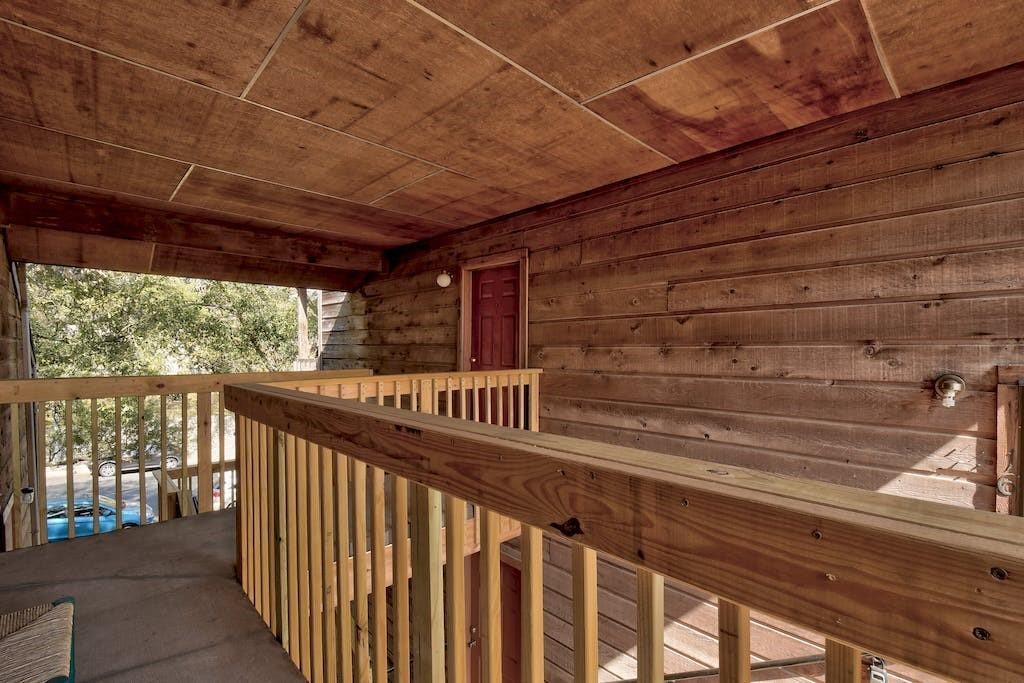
left=265, top=368, right=542, bottom=390
left=0, top=369, right=373, bottom=403
left=225, top=382, right=1024, bottom=683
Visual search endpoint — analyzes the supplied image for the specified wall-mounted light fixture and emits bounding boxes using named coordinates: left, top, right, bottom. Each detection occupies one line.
left=436, top=270, right=452, bottom=288
left=934, top=373, right=966, bottom=408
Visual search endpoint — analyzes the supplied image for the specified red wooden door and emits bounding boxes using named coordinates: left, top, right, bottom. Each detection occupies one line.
left=471, top=264, right=520, bottom=372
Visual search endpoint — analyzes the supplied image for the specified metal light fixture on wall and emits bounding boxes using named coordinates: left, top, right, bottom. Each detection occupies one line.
left=934, top=373, right=966, bottom=408
left=436, top=270, right=452, bottom=288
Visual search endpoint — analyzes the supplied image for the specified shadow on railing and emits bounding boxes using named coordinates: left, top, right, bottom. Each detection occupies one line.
left=0, top=369, right=372, bottom=547
left=227, top=368, right=1024, bottom=683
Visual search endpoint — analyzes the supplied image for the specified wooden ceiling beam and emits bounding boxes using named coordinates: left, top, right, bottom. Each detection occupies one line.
left=3, top=224, right=368, bottom=291
left=1, top=184, right=385, bottom=272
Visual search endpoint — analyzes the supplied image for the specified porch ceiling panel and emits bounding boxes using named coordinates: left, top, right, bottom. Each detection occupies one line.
left=0, top=0, right=1021, bottom=266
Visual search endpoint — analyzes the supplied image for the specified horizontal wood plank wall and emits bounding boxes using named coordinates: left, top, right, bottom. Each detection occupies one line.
left=0, top=242, right=30, bottom=549
left=320, top=66, right=1024, bottom=680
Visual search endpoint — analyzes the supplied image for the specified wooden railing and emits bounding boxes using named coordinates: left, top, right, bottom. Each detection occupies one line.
left=0, top=369, right=371, bottom=547
left=227, top=368, right=1024, bottom=683
left=231, top=368, right=540, bottom=682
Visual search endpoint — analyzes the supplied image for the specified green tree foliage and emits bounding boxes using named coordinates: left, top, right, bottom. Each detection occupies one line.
left=28, top=266, right=319, bottom=464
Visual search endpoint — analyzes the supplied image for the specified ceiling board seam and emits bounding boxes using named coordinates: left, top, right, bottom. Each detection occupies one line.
left=1, top=168, right=424, bottom=249
left=168, top=164, right=195, bottom=202
left=239, top=0, right=313, bottom=99
left=402, top=0, right=676, bottom=165
left=0, top=115, right=457, bottom=227
left=0, top=17, right=452, bottom=172
left=368, top=168, right=449, bottom=205
left=858, top=0, right=902, bottom=98
left=578, top=0, right=845, bottom=105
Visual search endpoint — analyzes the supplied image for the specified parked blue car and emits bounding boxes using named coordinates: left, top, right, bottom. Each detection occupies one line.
left=46, top=495, right=156, bottom=542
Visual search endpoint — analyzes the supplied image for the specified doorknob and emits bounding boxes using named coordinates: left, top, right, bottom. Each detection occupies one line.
left=471, top=357, right=477, bottom=362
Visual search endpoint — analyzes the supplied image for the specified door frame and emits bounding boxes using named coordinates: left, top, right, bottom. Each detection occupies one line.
left=458, top=249, right=529, bottom=372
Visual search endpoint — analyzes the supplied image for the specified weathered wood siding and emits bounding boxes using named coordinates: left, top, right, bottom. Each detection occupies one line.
left=0, top=237, right=29, bottom=547
left=321, top=66, right=1024, bottom=679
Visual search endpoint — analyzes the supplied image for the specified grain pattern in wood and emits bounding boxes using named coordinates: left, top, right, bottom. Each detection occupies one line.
left=225, top=384, right=1024, bottom=682
left=862, top=0, right=1024, bottom=95
left=418, top=0, right=823, bottom=101
left=588, top=0, right=893, bottom=161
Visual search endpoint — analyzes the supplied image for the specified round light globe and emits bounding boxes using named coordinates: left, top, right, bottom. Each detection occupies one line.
left=436, top=271, right=452, bottom=288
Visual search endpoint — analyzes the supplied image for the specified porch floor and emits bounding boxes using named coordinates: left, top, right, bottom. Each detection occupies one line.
left=0, top=510, right=302, bottom=683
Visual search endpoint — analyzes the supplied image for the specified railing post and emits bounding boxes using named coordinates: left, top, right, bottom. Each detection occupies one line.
left=411, top=483, right=444, bottom=683
left=521, top=525, right=544, bottom=683
left=718, top=599, right=750, bottom=683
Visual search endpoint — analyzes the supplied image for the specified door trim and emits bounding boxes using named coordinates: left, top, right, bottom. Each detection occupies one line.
left=458, top=249, right=528, bottom=372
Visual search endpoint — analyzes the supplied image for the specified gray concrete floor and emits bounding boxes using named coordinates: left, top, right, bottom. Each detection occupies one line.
left=0, top=510, right=302, bottom=682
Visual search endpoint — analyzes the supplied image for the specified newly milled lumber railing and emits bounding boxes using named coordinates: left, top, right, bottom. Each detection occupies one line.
left=227, top=368, right=1024, bottom=683
left=0, top=369, right=372, bottom=547
left=231, top=368, right=540, bottom=683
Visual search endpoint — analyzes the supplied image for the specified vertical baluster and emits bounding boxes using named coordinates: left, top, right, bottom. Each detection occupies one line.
left=322, top=446, right=338, bottom=682
left=90, top=399, right=99, bottom=533
left=517, top=373, right=526, bottom=430
left=529, top=373, right=540, bottom=432
left=411, top=380, right=419, bottom=412
left=160, top=396, right=168, bottom=522
left=309, top=441, right=325, bottom=682
left=218, top=393, right=226, bottom=510
left=445, top=495, right=467, bottom=683
left=180, top=393, right=190, bottom=516
left=352, top=459, right=370, bottom=683
left=421, top=378, right=435, bottom=415
left=198, top=392, right=213, bottom=513
left=262, top=425, right=274, bottom=626
left=285, top=434, right=300, bottom=667
left=64, top=399, right=75, bottom=539
left=234, top=413, right=243, bottom=589
left=377, top=381, right=384, bottom=407
left=637, top=569, right=665, bottom=683
left=472, top=377, right=480, bottom=422
left=334, top=451, right=354, bottom=683
left=825, top=640, right=862, bottom=683
left=250, top=419, right=260, bottom=608
left=484, top=376, right=492, bottom=425
left=394, top=380, right=402, bottom=411
left=459, top=378, right=467, bottom=420
left=496, top=374, right=504, bottom=426
left=573, top=545, right=598, bottom=683
left=480, top=508, right=502, bottom=683
left=411, top=483, right=443, bottom=683
left=114, top=397, right=122, bottom=529
left=521, top=524, right=544, bottom=683
left=370, top=467, right=387, bottom=683
left=272, top=429, right=285, bottom=640
left=445, top=377, right=453, bottom=419
left=238, top=417, right=250, bottom=598
left=35, top=402, right=48, bottom=545
left=719, top=600, right=750, bottom=683
left=297, top=437, right=312, bottom=681
left=522, top=394, right=544, bottom=682
left=393, top=476, right=411, bottom=683
left=137, top=396, right=147, bottom=525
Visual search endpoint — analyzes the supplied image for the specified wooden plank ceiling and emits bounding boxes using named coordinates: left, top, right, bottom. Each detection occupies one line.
left=0, top=0, right=1022, bottom=286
